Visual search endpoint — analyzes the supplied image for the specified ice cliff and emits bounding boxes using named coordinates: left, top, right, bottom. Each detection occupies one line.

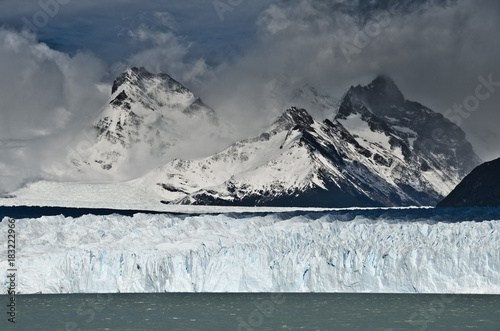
left=1, top=210, right=499, bottom=294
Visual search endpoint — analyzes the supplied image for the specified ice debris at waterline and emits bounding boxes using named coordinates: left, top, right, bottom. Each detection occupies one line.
left=1, top=210, right=499, bottom=294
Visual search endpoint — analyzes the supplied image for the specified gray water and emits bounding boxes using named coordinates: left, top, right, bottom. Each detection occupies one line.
left=1, top=293, right=499, bottom=330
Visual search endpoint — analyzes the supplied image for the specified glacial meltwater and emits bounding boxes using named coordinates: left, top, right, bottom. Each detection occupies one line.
left=1, top=293, right=500, bottom=330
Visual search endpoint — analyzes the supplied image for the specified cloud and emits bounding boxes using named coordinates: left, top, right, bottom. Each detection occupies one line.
left=153, top=11, right=178, bottom=30
left=0, top=29, right=108, bottom=192
left=198, top=0, right=500, bottom=160
left=0, top=30, right=108, bottom=138
left=120, top=25, right=212, bottom=91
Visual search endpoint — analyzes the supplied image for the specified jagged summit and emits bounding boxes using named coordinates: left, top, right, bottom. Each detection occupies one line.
left=112, top=67, right=150, bottom=94
left=111, top=67, right=187, bottom=96
left=66, top=66, right=228, bottom=177
left=369, top=74, right=399, bottom=90
left=337, top=74, right=406, bottom=119
left=346, top=74, right=405, bottom=107
left=273, top=107, right=314, bottom=131
left=108, top=67, right=201, bottom=116
left=369, top=74, right=405, bottom=104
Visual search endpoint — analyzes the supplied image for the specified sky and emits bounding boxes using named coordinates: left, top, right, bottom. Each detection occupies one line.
left=0, top=0, right=499, bottom=192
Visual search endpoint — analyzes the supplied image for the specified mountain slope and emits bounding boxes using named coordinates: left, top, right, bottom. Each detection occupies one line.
left=68, top=67, right=229, bottom=179
left=139, top=107, right=386, bottom=207
left=334, top=75, right=481, bottom=200
left=7, top=74, right=482, bottom=208
left=437, top=157, right=500, bottom=208
left=136, top=76, right=481, bottom=207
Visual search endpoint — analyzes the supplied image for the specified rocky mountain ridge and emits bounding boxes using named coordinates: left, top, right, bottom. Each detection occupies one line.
left=11, top=71, right=483, bottom=207
left=143, top=75, right=481, bottom=207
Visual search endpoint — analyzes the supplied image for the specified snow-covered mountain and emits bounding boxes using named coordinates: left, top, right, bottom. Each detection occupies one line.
left=67, top=67, right=230, bottom=178
left=5, top=74, right=481, bottom=208
left=333, top=75, right=482, bottom=204
left=338, top=75, right=480, bottom=181
left=143, top=76, right=481, bottom=207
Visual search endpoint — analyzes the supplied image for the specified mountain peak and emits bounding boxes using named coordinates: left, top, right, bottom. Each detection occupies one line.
left=111, top=67, right=178, bottom=95
left=83, top=65, right=225, bottom=175
left=366, top=74, right=405, bottom=104
left=112, top=67, right=146, bottom=94
left=273, top=107, right=314, bottom=131
left=128, top=66, right=152, bottom=76
left=371, top=74, right=395, bottom=86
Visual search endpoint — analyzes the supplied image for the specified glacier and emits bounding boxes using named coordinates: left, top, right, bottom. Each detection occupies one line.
left=1, top=208, right=500, bottom=294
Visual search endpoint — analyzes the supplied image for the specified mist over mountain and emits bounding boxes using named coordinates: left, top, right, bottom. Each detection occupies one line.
left=144, top=75, right=480, bottom=207
left=5, top=70, right=482, bottom=208
left=60, top=67, right=231, bottom=181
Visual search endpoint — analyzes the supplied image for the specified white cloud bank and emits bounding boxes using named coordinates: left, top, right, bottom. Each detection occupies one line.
left=0, top=29, right=108, bottom=192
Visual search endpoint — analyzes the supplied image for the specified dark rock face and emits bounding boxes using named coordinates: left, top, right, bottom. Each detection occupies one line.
left=437, top=157, right=500, bottom=208
left=336, top=75, right=480, bottom=179
left=182, top=181, right=382, bottom=208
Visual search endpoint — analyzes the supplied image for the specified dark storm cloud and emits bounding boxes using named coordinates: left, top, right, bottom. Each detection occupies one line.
left=0, top=0, right=272, bottom=67
left=200, top=0, right=500, bottom=160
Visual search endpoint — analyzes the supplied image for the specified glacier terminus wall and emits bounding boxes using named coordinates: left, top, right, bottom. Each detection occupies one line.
left=1, top=209, right=499, bottom=294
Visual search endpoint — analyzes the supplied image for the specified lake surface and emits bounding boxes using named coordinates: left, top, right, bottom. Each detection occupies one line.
left=2, top=205, right=500, bottom=222
left=1, top=293, right=499, bottom=330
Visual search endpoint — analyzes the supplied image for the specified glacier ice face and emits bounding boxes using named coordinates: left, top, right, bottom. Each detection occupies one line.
left=1, top=209, right=500, bottom=294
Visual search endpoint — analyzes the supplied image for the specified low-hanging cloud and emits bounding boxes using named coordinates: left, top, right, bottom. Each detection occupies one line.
left=123, top=25, right=213, bottom=91
left=0, top=17, right=223, bottom=192
left=0, top=29, right=108, bottom=192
